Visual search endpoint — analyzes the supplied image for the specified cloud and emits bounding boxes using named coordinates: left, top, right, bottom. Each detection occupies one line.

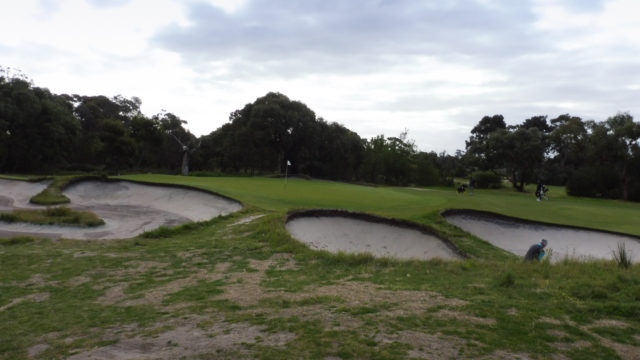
left=87, top=0, right=131, bottom=8
left=153, top=0, right=542, bottom=77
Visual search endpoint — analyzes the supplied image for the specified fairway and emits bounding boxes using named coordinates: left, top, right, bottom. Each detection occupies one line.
left=119, top=174, right=640, bottom=237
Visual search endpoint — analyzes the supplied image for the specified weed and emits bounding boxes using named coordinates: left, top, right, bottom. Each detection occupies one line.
left=612, top=241, right=633, bottom=269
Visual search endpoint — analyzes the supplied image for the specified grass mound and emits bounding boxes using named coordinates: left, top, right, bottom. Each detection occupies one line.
left=29, top=176, right=73, bottom=205
left=0, top=206, right=105, bottom=227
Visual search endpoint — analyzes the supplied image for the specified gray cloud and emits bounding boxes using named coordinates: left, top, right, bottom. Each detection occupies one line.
left=153, top=0, right=542, bottom=77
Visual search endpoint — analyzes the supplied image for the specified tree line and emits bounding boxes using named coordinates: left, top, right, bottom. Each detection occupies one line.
left=1, top=68, right=196, bottom=174
left=464, top=113, right=640, bottom=201
left=2, top=68, right=639, bottom=201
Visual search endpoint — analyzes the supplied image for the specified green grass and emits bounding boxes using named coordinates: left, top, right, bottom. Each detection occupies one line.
left=0, top=206, right=105, bottom=227
left=118, top=174, right=640, bottom=236
left=1, top=174, right=639, bottom=359
left=29, top=176, right=75, bottom=205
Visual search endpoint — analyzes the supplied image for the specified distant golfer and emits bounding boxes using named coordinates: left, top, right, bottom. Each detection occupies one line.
left=525, top=239, right=548, bottom=261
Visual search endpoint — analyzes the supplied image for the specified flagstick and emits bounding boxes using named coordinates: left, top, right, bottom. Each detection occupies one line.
left=284, top=160, right=288, bottom=189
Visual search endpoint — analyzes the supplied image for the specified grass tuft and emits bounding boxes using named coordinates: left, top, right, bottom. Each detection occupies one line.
left=498, top=271, right=516, bottom=287
left=612, top=241, right=633, bottom=269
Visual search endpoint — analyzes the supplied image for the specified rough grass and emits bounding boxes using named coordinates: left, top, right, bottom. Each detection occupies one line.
left=0, top=206, right=104, bottom=227
left=1, top=211, right=638, bottom=359
left=1, top=175, right=640, bottom=359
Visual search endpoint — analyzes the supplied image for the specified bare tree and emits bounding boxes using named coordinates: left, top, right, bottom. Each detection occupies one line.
left=168, top=132, right=199, bottom=176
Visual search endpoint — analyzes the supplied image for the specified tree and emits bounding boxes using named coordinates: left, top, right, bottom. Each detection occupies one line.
left=586, top=113, right=640, bottom=200
left=98, top=118, right=138, bottom=171
left=465, top=115, right=507, bottom=171
left=466, top=116, right=547, bottom=191
left=547, top=114, right=587, bottom=184
left=0, top=74, right=80, bottom=172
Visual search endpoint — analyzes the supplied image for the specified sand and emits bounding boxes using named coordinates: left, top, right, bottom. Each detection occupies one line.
left=444, top=212, right=640, bottom=262
left=0, top=178, right=49, bottom=211
left=0, top=180, right=242, bottom=240
left=286, top=215, right=461, bottom=260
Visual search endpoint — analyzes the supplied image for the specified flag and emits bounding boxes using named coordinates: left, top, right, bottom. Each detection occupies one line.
left=287, top=160, right=291, bottom=166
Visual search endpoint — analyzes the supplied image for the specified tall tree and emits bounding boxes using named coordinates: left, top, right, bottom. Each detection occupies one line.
left=587, top=113, right=640, bottom=200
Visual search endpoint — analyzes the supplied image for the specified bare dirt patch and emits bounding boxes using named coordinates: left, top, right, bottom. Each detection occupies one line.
left=0, top=292, right=50, bottom=312
left=377, top=330, right=469, bottom=359
left=67, top=276, right=91, bottom=287
left=65, top=315, right=296, bottom=360
left=432, top=309, right=496, bottom=326
left=97, top=270, right=224, bottom=306
left=27, top=343, right=50, bottom=358
left=579, top=320, right=640, bottom=360
left=229, top=214, right=265, bottom=226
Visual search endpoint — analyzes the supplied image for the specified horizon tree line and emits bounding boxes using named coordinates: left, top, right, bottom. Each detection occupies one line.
left=1, top=67, right=639, bottom=201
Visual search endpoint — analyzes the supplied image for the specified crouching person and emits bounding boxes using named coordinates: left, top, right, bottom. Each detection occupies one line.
left=525, top=239, right=548, bottom=261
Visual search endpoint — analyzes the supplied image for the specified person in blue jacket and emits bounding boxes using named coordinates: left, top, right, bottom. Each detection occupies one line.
left=525, top=239, right=548, bottom=261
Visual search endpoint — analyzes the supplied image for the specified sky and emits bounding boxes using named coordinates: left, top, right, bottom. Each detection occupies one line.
left=1, top=0, right=639, bottom=153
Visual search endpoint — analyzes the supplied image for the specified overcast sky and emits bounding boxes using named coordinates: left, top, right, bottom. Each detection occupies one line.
left=2, top=0, right=639, bottom=153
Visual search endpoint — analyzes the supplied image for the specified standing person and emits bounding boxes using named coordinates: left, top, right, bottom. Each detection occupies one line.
left=469, top=176, right=476, bottom=195
left=525, top=239, right=548, bottom=261
left=536, top=181, right=544, bottom=201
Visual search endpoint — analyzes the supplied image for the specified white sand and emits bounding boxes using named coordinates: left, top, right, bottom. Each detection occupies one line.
left=0, top=180, right=242, bottom=240
left=286, top=216, right=461, bottom=260
left=0, top=179, right=50, bottom=210
left=445, top=213, right=640, bottom=262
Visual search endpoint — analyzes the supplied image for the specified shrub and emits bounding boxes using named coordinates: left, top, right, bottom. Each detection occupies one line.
left=471, top=171, right=502, bottom=189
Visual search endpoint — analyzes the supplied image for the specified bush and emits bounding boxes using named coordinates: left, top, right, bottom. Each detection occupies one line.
left=471, top=171, right=502, bottom=189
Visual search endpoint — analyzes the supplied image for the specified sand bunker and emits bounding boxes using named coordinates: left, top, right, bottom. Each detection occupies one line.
left=286, top=210, right=463, bottom=260
left=0, top=179, right=242, bottom=240
left=0, top=179, right=50, bottom=211
left=443, top=210, right=640, bottom=262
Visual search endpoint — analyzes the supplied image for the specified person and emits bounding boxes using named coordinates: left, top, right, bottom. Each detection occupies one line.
left=535, top=182, right=548, bottom=201
left=469, top=176, right=476, bottom=194
left=525, top=239, right=548, bottom=261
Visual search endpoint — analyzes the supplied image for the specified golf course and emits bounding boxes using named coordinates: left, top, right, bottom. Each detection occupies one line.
left=1, top=174, right=640, bottom=359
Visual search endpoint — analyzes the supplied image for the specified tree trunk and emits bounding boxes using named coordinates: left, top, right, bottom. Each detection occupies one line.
left=181, top=151, right=189, bottom=176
